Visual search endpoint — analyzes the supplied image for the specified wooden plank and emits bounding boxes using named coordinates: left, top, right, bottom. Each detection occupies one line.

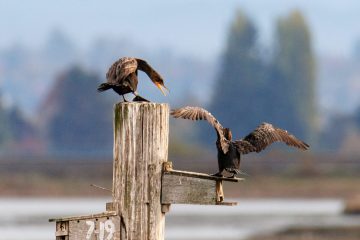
left=69, top=216, right=120, bottom=240
left=106, top=202, right=115, bottom=212
left=49, top=212, right=117, bottom=222
left=216, top=201, right=238, bottom=206
left=216, top=180, right=224, bottom=202
left=164, top=168, right=245, bottom=182
left=161, top=174, right=217, bottom=205
left=112, top=103, right=169, bottom=240
left=161, top=204, right=171, bottom=213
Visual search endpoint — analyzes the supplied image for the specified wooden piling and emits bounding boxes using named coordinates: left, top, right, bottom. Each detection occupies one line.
left=111, top=102, right=169, bottom=240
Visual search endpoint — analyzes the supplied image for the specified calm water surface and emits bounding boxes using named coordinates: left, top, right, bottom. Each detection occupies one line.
left=0, top=198, right=359, bottom=240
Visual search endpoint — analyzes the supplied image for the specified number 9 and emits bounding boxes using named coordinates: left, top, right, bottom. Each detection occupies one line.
left=105, top=220, right=115, bottom=240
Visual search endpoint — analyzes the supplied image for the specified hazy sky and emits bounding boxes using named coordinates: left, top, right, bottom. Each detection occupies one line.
left=1, top=0, right=359, bottom=59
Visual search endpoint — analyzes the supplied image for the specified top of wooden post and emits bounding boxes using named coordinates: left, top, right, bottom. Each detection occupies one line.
left=114, top=102, right=168, bottom=109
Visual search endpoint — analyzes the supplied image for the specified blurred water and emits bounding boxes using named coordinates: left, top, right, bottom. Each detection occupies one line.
left=0, top=198, right=359, bottom=240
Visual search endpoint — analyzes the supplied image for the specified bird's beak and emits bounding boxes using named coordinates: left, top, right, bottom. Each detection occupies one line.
left=155, top=82, right=169, bottom=96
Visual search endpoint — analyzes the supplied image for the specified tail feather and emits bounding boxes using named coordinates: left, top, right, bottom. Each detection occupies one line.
left=97, top=83, right=112, bottom=92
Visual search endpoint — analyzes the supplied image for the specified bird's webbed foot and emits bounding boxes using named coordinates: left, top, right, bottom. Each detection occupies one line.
left=211, top=172, right=223, bottom=177
left=133, top=95, right=149, bottom=102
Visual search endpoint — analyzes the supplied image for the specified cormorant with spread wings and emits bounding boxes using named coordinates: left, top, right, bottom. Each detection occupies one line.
left=171, top=106, right=309, bottom=177
left=98, top=57, right=168, bottom=102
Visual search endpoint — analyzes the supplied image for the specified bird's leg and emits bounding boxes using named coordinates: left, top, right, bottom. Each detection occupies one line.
left=122, top=95, right=128, bottom=102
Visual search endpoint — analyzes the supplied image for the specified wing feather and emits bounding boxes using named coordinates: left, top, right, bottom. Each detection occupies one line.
left=170, top=106, right=229, bottom=153
left=106, top=57, right=137, bottom=85
left=235, top=122, right=309, bottom=154
left=117, top=57, right=138, bottom=81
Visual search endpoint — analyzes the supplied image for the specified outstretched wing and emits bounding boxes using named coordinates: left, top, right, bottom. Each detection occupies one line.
left=106, top=57, right=137, bottom=85
left=170, top=106, right=229, bottom=153
left=235, top=122, right=309, bottom=154
left=136, top=58, right=169, bottom=95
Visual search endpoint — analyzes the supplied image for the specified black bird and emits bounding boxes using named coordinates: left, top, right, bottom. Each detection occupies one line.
left=171, top=106, right=309, bottom=177
left=98, top=57, right=168, bottom=102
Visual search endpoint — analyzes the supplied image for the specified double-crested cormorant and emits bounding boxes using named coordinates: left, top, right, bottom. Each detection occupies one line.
left=98, top=57, right=168, bottom=102
left=171, top=106, right=309, bottom=177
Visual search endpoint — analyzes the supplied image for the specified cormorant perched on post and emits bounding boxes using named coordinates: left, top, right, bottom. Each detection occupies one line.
left=98, top=57, right=168, bottom=102
left=171, top=106, right=309, bottom=177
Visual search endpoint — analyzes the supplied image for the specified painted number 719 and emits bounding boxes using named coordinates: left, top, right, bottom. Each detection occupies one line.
left=86, top=220, right=115, bottom=240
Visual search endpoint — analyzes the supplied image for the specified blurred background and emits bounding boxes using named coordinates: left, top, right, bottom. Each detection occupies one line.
left=1, top=0, right=360, bottom=239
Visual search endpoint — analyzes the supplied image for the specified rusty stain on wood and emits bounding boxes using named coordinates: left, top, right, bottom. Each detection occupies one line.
left=49, top=212, right=117, bottom=222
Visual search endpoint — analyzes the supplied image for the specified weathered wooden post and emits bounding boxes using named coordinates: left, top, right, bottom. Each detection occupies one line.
left=108, top=102, right=169, bottom=239
left=50, top=102, right=242, bottom=240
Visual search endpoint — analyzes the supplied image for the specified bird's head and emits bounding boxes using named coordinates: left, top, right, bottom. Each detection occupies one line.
left=223, top=128, right=232, bottom=141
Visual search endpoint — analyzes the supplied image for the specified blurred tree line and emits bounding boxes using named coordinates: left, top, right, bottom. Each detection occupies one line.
left=39, top=67, right=113, bottom=156
left=0, top=67, right=113, bottom=156
left=204, top=10, right=317, bottom=147
left=1, top=9, right=360, bottom=157
left=0, top=97, right=38, bottom=153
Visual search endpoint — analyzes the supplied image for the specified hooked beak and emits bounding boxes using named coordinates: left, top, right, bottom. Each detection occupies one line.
left=155, top=82, right=169, bottom=96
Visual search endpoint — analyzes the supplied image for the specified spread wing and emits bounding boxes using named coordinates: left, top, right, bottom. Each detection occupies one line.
left=234, top=122, right=309, bottom=154
left=106, top=57, right=137, bottom=85
left=170, top=106, right=229, bottom=153
left=136, top=58, right=169, bottom=95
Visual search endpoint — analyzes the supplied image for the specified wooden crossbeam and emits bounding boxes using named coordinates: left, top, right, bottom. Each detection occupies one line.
left=161, top=162, right=243, bottom=206
left=163, top=168, right=245, bottom=182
